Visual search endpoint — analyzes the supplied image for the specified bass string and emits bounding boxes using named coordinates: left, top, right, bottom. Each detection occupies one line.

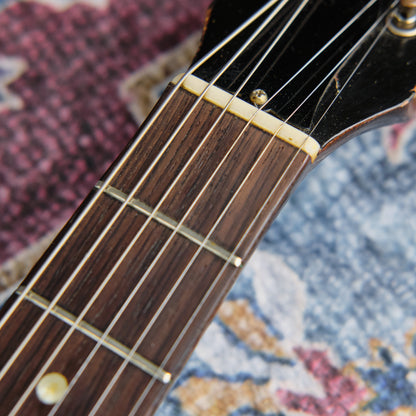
left=0, top=0, right=283, bottom=353
left=0, top=0, right=287, bottom=391
left=124, top=6, right=396, bottom=416
left=6, top=0, right=300, bottom=412
left=69, top=2, right=393, bottom=415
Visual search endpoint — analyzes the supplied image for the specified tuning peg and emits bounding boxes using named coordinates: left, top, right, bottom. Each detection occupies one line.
left=400, top=0, right=416, bottom=17
left=389, top=0, right=416, bottom=36
left=401, top=0, right=416, bottom=7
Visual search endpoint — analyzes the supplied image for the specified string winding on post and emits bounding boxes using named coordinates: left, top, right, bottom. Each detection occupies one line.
left=388, top=0, right=416, bottom=36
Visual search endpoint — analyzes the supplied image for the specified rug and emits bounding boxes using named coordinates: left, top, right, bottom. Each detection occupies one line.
left=1, top=1, right=416, bottom=415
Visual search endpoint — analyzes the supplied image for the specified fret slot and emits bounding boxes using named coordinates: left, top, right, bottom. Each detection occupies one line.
left=15, top=287, right=171, bottom=384
left=95, top=181, right=243, bottom=268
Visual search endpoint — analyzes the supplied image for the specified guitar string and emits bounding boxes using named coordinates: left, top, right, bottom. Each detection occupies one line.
left=226, top=0, right=317, bottom=91
left=126, top=11, right=394, bottom=416
left=50, top=0, right=388, bottom=413
left=100, top=10, right=395, bottom=415
left=0, top=0, right=288, bottom=389
left=7, top=1, right=308, bottom=412
left=0, top=0, right=282, bottom=345
left=54, top=2, right=392, bottom=414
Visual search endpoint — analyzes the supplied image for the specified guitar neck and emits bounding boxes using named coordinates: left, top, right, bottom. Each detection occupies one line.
left=0, top=77, right=314, bottom=415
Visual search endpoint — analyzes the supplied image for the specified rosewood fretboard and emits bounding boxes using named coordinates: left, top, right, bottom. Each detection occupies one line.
left=0, top=79, right=313, bottom=415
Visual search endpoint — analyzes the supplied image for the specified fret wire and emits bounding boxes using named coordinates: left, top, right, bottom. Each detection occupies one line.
left=95, top=181, right=242, bottom=267
left=95, top=121, right=308, bottom=415
left=6, top=1, right=289, bottom=412
left=16, top=287, right=171, bottom=384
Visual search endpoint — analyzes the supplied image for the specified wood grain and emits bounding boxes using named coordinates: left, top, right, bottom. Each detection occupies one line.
left=0, top=86, right=311, bottom=415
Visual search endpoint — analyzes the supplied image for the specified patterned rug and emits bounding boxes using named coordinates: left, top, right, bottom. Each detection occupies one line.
left=1, top=1, right=416, bottom=415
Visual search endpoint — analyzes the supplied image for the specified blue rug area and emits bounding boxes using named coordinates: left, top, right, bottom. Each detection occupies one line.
left=0, top=0, right=15, bottom=10
left=159, top=127, right=416, bottom=415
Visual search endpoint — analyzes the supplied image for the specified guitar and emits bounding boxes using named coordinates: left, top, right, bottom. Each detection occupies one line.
left=0, top=0, right=415, bottom=414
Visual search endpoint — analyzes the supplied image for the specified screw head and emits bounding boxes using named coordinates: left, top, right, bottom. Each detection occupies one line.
left=249, top=89, right=268, bottom=106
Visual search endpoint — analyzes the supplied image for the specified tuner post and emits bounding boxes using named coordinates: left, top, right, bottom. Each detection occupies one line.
left=388, top=0, right=416, bottom=37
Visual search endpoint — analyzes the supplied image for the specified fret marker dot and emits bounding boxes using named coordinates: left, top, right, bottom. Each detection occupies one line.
left=36, top=372, right=68, bottom=405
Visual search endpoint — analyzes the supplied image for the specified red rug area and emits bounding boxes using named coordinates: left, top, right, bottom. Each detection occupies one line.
left=0, top=0, right=209, bottom=263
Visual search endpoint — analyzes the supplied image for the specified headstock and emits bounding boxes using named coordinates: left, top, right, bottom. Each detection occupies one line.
left=192, top=0, right=416, bottom=159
